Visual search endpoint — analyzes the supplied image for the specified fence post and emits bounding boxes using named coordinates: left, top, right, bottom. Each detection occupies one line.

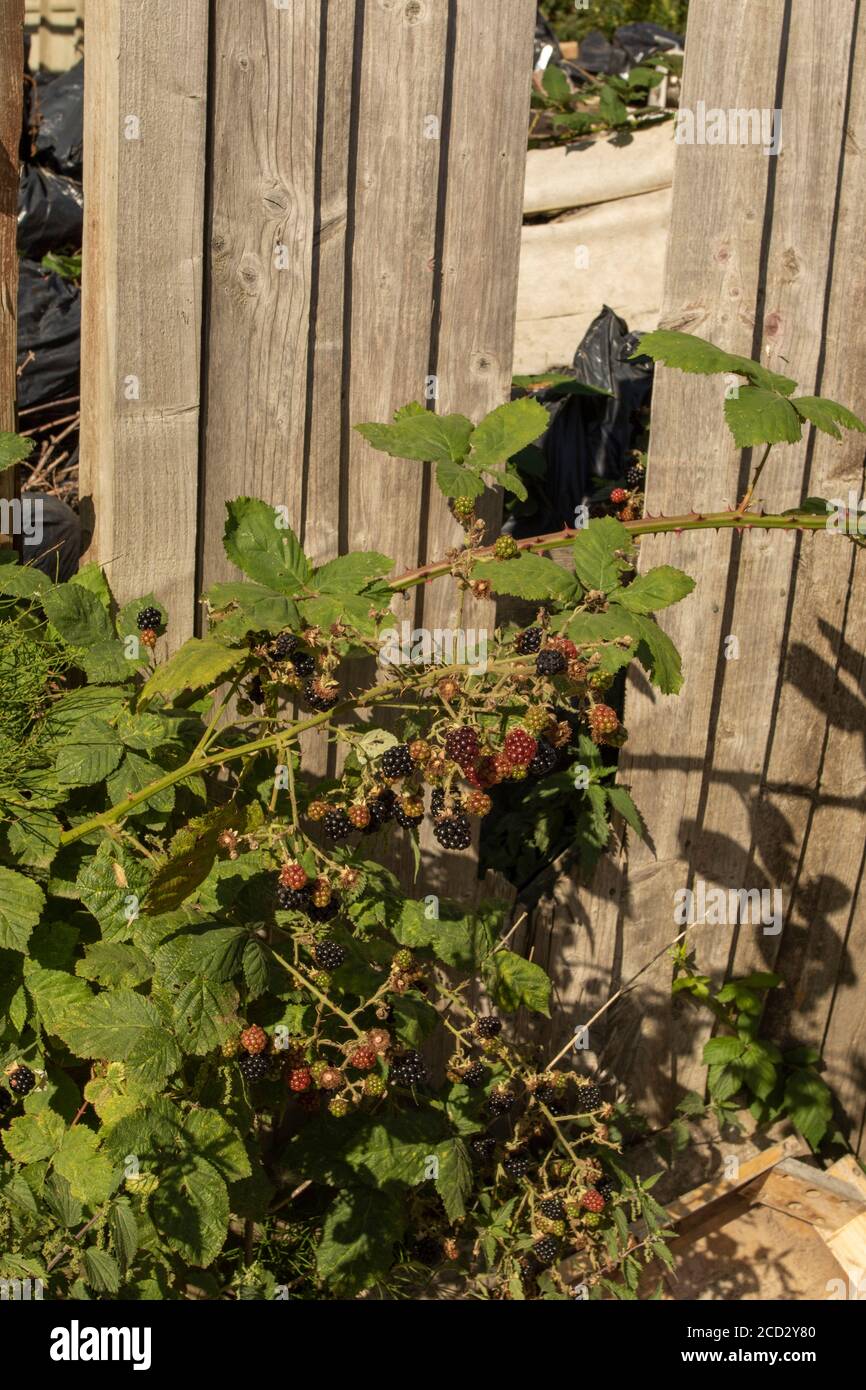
left=1, top=0, right=23, bottom=529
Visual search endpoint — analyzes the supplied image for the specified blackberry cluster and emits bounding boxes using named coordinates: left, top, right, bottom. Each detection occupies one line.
left=534, top=1082, right=557, bottom=1105
left=539, top=1196, right=566, bottom=1221
left=574, top=1080, right=602, bottom=1111
left=323, top=809, right=352, bottom=842
left=291, top=651, right=316, bottom=678
left=503, top=1150, right=532, bottom=1179
left=390, top=1051, right=427, bottom=1087
left=381, top=743, right=414, bottom=779
left=597, top=1177, right=615, bottom=1202
left=529, top=740, right=559, bottom=778
left=444, top=726, right=480, bottom=768
left=362, top=789, right=397, bottom=834
left=532, top=1236, right=559, bottom=1268
left=314, top=940, right=346, bottom=971
left=536, top=648, right=567, bottom=677
left=7, top=1066, right=35, bottom=1097
left=462, top=1061, right=488, bottom=1089
left=394, top=802, right=424, bottom=830
left=238, top=1053, right=271, bottom=1083
left=433, top=813, right=472, bottom=850
left=276, top=881, right=311, bottom=911
left=475, top=1016, right=502, bottom=1039
left=471, top=1135, right=496, bottom=1159
left=136, top=606, right=161, bottom=631
left=304, top=678, right=339, bottom=712
left=272, top=632, right=298, bottom=660
left=515, top=626, right=543, bottom=654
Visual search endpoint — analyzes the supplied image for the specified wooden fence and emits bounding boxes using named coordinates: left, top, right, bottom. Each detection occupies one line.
left=514, top=0, right=866, bottom=1154
left=24, top=0, right=83, bottom=69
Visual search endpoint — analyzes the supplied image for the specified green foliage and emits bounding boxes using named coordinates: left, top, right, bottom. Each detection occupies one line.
left=540, top=0, right=689, bottom=44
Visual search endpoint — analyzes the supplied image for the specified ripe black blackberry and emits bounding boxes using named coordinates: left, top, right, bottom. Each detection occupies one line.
left=272, top=632, right=298, bottom=660
left=381, top=743, right=414, bottom=779
left=488, top=1088, right=515, bottom=1117
left=238, top=1053, right=271, bottom=1083
left=626, top=461, right=646, bottom=490
left=574, top=1079, right=602, bottom=1111
left=433, top=813, right=472, bottom=850
left=314, top=940, right=346, bottom=971
left=291, top=651, right=315, bottom=678
left=323, top=809, right=352, bottom=842
left=503, top=1150, right=532, bottom=1179
left=532, top=1235, right=559, bottom=1268
left=515, top=626, right=543, bottom=654
left=276, top=881, right=311, bottom=911
left=390, top=1050, right=427, bottom=1087
left=7, top=1066, right=36, bottom=1097
left=462, top=1061, right=488, bottom=1089
left=304, top=678, right=339, bottom=712
left=309, top=897, right=339, bottom=923
left=529, top=739, right=559, bottom=778
left=536, top=648, right=567, bottom=677
left=444, top=726, right=480, bottom=768
left=362, top=788, right=397, bottom=833
left=534, top=1082, right=557, bottom=1105
left=471, top=1135, right=496, bottom=1159
left=597, top=1177, right=615, bottom=1202
left=539, top=1196, right=566, bottom=1221
left=475, top=1016, right=502, bottom=1039
left=136, top=606, right=161, bottom=631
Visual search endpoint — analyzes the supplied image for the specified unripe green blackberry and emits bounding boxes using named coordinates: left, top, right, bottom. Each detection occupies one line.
left=493, top=535, right=520, bottom=560
left=451, top=496, right=476, bottom=524
left=364, top=1073, right=386, bottom=1097
left=523, top=705, right=552, bottom=737
left=328, top=1095, right=351, bottom=1117
left=392, top=948, right=414, bottom=972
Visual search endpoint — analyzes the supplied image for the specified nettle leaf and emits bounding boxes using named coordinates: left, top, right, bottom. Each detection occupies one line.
left=151, top=1156, right=229, bottom=1267
left=466, top=398, right=548, bottom=476
left=83, top=1248, right=121, bottom=1295
left=791, top=395, right=866, bottom=440
left=599, top=83, right=629, bottom=126
left=355, top=407, right=474, bottom=465
left=0, top=430, right=35, bottom=474
left=435, top=458, right=487, bottom=500
left=223, top=497, right=312, bottom=594
left=55, top=716, right=124, bottom=787
left=314, top=552, right=394, bottom=594
left=42, top=583, right=114, bottom=646
left=612, top=565, right=695, bottom=615
left=573, top=517, right=635, bottom=593
left=635, top=330, right=798, bottom=396
left=316, top=1188, right=405, bottom=1296
left=541, top=63, right=571, bottom=104
left=59, top=988, right=182, bottom=1086
left=0, top=867, right=45, bottom=952
left=471, top=552, right=577, bottom=602
left=53, top=1127, right=117, bottom=1207
left=139, top=637, right=245, bottom=704
left=606, top=785, right=645, bottom=839
left=723, top=386, right=802, bottom=448
left=482, top=949, right=551, bottom=1016
left=111, top=1199, right=140, bottom=1273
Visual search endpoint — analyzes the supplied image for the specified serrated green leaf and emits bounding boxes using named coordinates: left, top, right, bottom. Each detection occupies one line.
left=0, top=430, right=35, bottom=473
left=703, top=1035, right=746, bottom=1064
left=2, top=1109, right=65, bottom=1163
left=564, top=608, right=638, bottom=676
left=541, top=63, right=572, bottom=104
left=58, top=988, right=181, bottom=1086
left=223, top=497, right=312, bottom=593
left=183, top=1109, right=251, bottom=1183
left=723, top=386, right=802, bottom=448
left=55, top=716, right=124, bottom=787
left=631, top=612, right=684, bottom=693
left=24, top=965, right=93, bottom=1036
left=605, top=785, right=645, bottom=838
left=482, top=949, right=551, bottom=1015
left=471, top=552, right=577, bottom=601
left=0, top=867, right=45, bottom=952
left=43, top=583, right=114, bottom=646
left=572, top=516, right=635, bottom=592
left=783, top=1069, right=833, bottom=1150
left=635, top=330, right=797, bottom=396
left=434, top=1139, right=472, bottom=1222
left=390, top=993, right=439, bottom=1047
left=83, top=1247, right=121, bottom=1293
left=316, top=1188, right=405, bottom=1295
left=466, top=398, right=548, bottom=476
left=355, top=409, right=473, bottom=465
left=791, top=395, right=866, bottom=440
left=110, top=1199, right=139, bottom=1273
left=75, top=943, right=153, bottom=989
left=139, top=637, right=245, bottom=704
left=434, top=458, right=487, bottom=500
left=151, top=1156, right=229, bottom=1267
left=173, top=978, right=239, bottom=1055
left=314, top=552, right=394, bottom=594
left=75, top=843, right=149, bottom=943
left=54, top=1126, right=117, bottom=1206
left=6, top=806, right=61, bottom=869
left=599, top=83, right=629, bottom=126
left=612, top=565, right=695, bottom=615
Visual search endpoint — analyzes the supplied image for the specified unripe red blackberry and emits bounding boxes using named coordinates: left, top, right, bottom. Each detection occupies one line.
left=140, top=628, right=157, bottom=649
left=444, top=725, right=480, bottom=768
left=348, top=1045, right=377, bottom=1070
left=279, top=861, right=308, bottom=890
left=240, top=1024, right=267, bottom=1055
left=288, top=1067, right=313, bottom=1092
left=610, top=487, right=629, bottom=505
left=619, top=505, right=637, bottom=522
left=588, top=704, right=619, bottom=741
left=307, top=800, right=328, bottom=821
left=503, top=727, right=537, bottom=767
left=463, top=789, right=492, bottom=817
left=492, top=751, right=514, bottom=781
left=580, top=1188, right=605, bottom=1213
left=348, top=802, right=371, bottom=829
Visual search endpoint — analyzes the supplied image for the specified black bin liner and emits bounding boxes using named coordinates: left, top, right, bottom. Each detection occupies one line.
left=16, top=258, right=80, bottom=411
left=30, top=60, right=83, bottom=178
left=18, top=163, right=83, bottom=259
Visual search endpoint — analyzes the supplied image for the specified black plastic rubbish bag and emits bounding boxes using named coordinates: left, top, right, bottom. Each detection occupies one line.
left=16, top=259, right=80, bottom=411
left=20, top=493, right=81, bottom=582
left=578, top=29, right=630, bottom=76
left=17, top=164, right=83, bottom=259
left=614, top=22, right=684, bottom=65
left=31, top=60, right=83, bottom=178
left=511, top=307, right=653, bottom=537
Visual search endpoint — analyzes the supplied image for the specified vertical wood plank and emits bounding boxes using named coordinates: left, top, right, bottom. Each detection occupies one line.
left=80, top=0, right=208, bottom=643
left=417, top=0, right=535, bottom=899
left=198, top=0, right=320, bottom=597
left=0, top=0, right=23, bottom=509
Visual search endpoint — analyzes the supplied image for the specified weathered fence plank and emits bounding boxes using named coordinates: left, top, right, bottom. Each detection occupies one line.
left=80, top=0, right=209, bottom=644
left=1, top=0, right=23, bottom=515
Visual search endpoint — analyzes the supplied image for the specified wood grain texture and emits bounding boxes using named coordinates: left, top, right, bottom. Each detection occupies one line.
left=80, top=0, right=208, bottom=643
left=199, top=0, right=320, bottom=599
left=0, top=0, right=23, bottom=513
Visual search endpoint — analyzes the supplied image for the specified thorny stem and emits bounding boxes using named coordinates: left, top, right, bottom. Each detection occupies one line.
left=270, top=947, right=365, bottom=1038
left=736, top=444, right=773, bottom=516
